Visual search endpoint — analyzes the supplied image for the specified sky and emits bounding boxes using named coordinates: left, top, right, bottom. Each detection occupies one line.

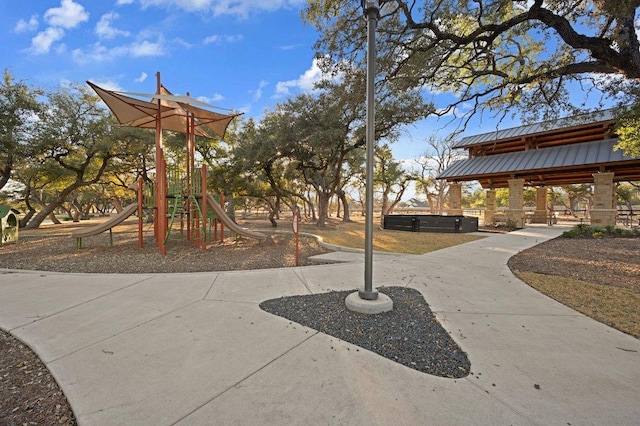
left=0, top=0, right=514, bottom=164
left=0, top=0, right=614, bottom=171
left=1, top=1, right=323, bottom=133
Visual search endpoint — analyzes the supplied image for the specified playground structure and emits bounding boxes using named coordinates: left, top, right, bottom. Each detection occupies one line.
left=85, top=73, right=266, bottom=254
left=0, top=205, right=18, bottom=246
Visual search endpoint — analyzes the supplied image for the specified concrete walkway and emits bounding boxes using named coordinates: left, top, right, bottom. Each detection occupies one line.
left=1, top=226, right=639, bottom=425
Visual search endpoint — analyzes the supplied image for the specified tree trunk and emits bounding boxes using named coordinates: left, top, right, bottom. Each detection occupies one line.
left=226, top=194, right=236, bottom=222
left=307, top=199, right=317, bottom=220
left=24, top=184, right=83, bottom=229
left=316, top=192, right=331, bottom=227
left=337, top=190, right=351, bottom=222
left=19, top=208, right=35, bottom=228
left=71, top=207, right=81, bottom=222
left=49, top=212, right=62, bottom=225
left=110, top=196, right=124, bottom=213
left=380, top=189, right=391, bottom=227
left=268, top=209, right=277, bottom=227
left=426, top=192, right=436, bottom=214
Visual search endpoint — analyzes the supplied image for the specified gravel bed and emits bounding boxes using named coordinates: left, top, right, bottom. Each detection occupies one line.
left=260, top=286, right=471, bottom=378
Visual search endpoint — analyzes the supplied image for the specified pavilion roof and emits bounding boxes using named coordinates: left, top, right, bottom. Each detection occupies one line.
left=438, top=139, right=640, bottom=188
left=453, top=108, right=619, bottom=151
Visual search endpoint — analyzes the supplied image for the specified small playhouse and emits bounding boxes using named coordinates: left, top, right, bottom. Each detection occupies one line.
left=0, top=205, right=18, bottom=245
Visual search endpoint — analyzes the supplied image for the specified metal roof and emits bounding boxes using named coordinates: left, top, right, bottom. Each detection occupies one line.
left=453, top=108, right=620, bottom=149
left=438, top=138, right=634, bottom=180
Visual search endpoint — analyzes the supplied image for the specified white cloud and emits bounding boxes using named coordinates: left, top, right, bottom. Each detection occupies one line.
left=203, top=35, right=220, bottom=44
left=209, top=0, right=306, bottom=18
left=72, top=37, right=165, bottom=64
left=26, top=0, right=89, bottom=55
left=197, top=93, right=225, bottom=104
left=117, top=0, right=135, bottom=5
left=139, top=0, right=212, bottom=12
left=87, top=79, right=123, bottom=91
left=130, top=39, right=164, bottom=57
left=31, top=27, right=65, bottom=54
left=136, top=0, right=306, bottom=18
left=95, top=12, right=130, bottom=39
left=203, top=34, right=243, bottom=45
left=280, top=44, right=302, bottom=51
left=274, top=58, right=324, bottom=98
left=252, top=80, right=268, bottom=101
left=44, top=0, right=89, bottom=29
left=135, top=72, right=148, bottom=83
left=14, top=15, right=39, bottom=33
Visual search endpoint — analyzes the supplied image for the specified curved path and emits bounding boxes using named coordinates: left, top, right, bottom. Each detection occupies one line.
left=1, top=226, right=638, bottom=425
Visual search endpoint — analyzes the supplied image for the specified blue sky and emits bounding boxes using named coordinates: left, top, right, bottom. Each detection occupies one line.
left=0, top=0, right=613, bottom=167
left=0, top=0, right=499, bottom=163
left=1, top=1, right=321, bottom=127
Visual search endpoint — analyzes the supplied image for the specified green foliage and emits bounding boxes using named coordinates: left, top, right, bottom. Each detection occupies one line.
left=462, top=186, right=485, bottom=208
left=562, top=224, right=638, bottom=238
left=304, top=1, right=640, bottom=125
left=12, top=83, right=151, bottom=228
left=0, top=68, right=42, bottom=190
left=495, top=188, right=509, bottom=208
left=375, top=144, right=414, bottom=216
left=615, top=98, right=640, bottom=157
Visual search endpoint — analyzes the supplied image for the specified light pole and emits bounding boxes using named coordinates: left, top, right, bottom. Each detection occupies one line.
left=346, top=0, right=392, bottom=315
left=360, top=0, right=380, bottom=301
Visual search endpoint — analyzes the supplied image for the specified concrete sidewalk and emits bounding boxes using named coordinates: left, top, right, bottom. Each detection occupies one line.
left=1, top=226, right=639, bottom=425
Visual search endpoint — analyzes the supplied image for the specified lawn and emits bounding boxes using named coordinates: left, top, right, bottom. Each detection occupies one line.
left=304, top=217, right=484, bottom=254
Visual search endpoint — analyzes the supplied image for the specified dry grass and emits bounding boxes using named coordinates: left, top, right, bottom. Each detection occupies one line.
left=306, top=218, right=484, bottom=254
left=514, top=271, right=640, bottom=339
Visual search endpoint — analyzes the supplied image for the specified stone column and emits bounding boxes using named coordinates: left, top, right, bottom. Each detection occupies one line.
left=506, top=178, right=525, bottom=227
left=447, top=182, right=463, bottom=216
left=530, top=187, right=548, bottom=224
left=484, top=189, right=496, bottom=225
left=591, top=172, right=616, bottom=226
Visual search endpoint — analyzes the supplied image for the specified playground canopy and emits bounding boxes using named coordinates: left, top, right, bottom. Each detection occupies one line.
left=87, top=77, right=243, bottom=255
left=86, top=81, right=241, bottom=138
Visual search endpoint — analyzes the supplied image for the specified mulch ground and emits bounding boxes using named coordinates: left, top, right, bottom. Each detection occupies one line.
left=508, top=236, right=640, bottom=292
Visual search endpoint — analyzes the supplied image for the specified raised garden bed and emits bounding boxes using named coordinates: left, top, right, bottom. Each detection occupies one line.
left=383, top=214, right=478, bottom=233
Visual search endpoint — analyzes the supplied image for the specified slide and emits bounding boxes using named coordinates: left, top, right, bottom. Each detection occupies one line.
left=206, top=194, right=269, bottom=241
left=70, top=203, right=138, bottom=239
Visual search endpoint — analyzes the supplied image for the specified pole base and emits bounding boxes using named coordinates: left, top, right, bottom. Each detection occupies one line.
left=345, top=291, right=393, bottom=315
left=358, top=288, right=378, bottom=300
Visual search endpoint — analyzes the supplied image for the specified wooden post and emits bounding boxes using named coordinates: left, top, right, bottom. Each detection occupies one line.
left=292, top=208, right=300, bottom=267
left=155, top=72, right=167, bottom=255
left=201, top=165, right=207, bottom=250
left=137, top=177, right=144, bottom=248
left=220, top=191, right=225, bottom=243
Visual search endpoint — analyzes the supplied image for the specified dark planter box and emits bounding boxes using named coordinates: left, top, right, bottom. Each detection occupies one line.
left=383, top=214, right=478, bottom=233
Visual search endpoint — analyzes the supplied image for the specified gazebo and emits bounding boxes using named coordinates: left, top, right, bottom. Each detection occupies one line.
left=438, top=109, right=640, bottom=226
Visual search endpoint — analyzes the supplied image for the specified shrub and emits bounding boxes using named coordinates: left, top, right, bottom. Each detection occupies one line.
left=562, top=224, right=638, bottom=238
left=562, top=224, right=593, bottom=238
